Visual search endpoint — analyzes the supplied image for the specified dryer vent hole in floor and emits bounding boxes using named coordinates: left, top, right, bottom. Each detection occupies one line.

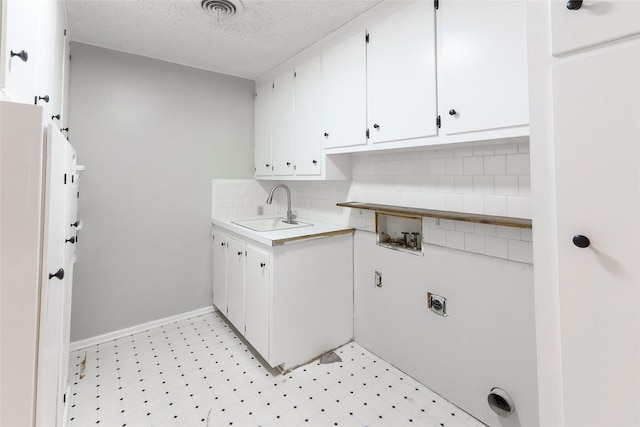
left=66, top=311, right=486, bottom=426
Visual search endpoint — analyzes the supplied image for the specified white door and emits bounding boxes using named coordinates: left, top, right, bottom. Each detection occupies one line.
left=254, top=82, right=272, bottom=177
left=36, top=124, right=68, bottom=426
left=226, top=238, right=245, bottom=333
left=552, top=43, right=640, bottom=426
left=550, top=0, right=640, bottom=55
left=437, top=0, right=529, bottom=135
left=244, top=246, right=270, bottom=360
left=293, top=56, right=322, bottom=176
left=1, top=0, right=42, bottom=103
left=321, top=31, right=367, bottom=149
left=212, top=230, right=228, bottom=314
left=367, top=1, right=437, bottom=144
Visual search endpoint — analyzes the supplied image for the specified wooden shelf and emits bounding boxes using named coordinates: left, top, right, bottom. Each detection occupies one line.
left=337, top=202, right=532, bottom=229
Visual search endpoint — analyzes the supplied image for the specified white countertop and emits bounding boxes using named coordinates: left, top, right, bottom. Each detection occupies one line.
left=211, top=214, right=354, bottom=246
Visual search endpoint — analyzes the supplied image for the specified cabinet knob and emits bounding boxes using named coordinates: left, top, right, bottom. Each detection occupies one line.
left=71, top=220, right=80, bottom=227
left=237, top=251, right=243, bottom=256
left=265, top=163, right=270, bottom=168
left=286, top=162, right=291, bottom=166
left=62, top=128, right=69, bottom=132
left=572, top=234, right=590, bottom=248
left=312, top=160, right=318, bottom=165
left=373, top=123, right=380, bottom=130
left=10, top=50, right=28, bottom=62
left=52, top=114, right=61, bottom=120
left=566, top=0, right=583, bottom=10
left=66, top=236, right=76, bottom=244
left=221, top=242, right=226, bottom=246
left=324, top=132, right=329, bottom=138
left=49, top=268, right=65, bottom=280
left=35, top=95, right=50, bottom=104
left=449, top=109, right=457, bottom=116
left=260, top=262, right=266, bottom=268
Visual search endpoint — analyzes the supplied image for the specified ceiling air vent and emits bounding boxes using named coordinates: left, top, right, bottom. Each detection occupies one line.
left=201, top=0, right=243, bottom=18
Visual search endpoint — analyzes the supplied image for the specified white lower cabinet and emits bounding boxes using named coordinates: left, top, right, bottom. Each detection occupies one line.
left=211, top=227, right=353, bottom=370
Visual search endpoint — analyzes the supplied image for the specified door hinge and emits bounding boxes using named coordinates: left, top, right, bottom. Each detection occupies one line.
left=272, top=83, right=275, bottom=89
left=365, top=33, right=370, bottom=43
left=436, top=115, right=441, bottom=128
left=63, top=29, right=67, bottom=36
left=294, top=71, right=297, bottom=77
left=434, top=0, right=439, bottom=10
left=294, top=164, right=297, bottom=171
left=366, top=129, right=370, bottom=139
left=64, top=173, right=67, bottom=184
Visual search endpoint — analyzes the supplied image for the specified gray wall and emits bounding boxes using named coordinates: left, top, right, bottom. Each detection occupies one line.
left=68, top=43, right=254, bottom=341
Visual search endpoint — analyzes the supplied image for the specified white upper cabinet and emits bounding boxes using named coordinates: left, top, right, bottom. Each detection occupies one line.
left=367, top=1, right=437, bottom=144
left=293, top=56, right=323, bottom=176
left=321, top=31, right=367, bottom=149
left=1, top=0, right=42, bottom=104
left=437, top=0, right=529, bottom=136
left=254, top=82, right=273, bottom=177
left=36, top=0, right=66, bottom=124
left=550, top=0, right=640, bottom=56
left=272, top=71, right=295, bottom=176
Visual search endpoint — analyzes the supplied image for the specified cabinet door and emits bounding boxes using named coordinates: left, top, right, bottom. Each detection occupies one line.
left=36, top=125, right=67, bottom=426
left=212, top=230, right=228, bottom=315
left=437, top=0, right=529, bottom=135
left=551, top=0, right=640, bottom=56
left=226, top=238, right=245, bottom=332
left=272, top=71, right=295, bottom=176
left=321, top=31, right=367, bottom=149
left=35, top=0, right=65, bottom=122
left=367, top=1, right=437, bottom=144
left=244, top=245, right=270, bottom=359
left=294, top=56, right=322, bottom=176
left=254, top=82, right=273, bottom=177
left=553, top=44, right=640, bottom=426
left=1, top=0, right=42, bottom=103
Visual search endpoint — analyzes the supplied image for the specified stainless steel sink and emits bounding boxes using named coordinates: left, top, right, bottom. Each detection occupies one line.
left=232, top=218, right=312, bottom=232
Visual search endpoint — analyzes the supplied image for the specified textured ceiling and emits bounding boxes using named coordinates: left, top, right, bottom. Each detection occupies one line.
left=65, top=0, right=383, bottom=80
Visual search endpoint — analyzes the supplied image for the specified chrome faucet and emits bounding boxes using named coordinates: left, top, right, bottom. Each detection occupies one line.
left=266, top=184, right=296, bottom=224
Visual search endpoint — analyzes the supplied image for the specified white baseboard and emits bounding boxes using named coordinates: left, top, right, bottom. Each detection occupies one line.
left=69, top=305, right=215, bottom=352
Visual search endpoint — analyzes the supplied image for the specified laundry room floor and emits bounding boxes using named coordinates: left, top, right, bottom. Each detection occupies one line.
left=66, top=311, right=485, bottom=427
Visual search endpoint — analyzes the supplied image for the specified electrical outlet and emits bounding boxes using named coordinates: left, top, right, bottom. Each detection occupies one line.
left=374, top=271, right=382, bottom=287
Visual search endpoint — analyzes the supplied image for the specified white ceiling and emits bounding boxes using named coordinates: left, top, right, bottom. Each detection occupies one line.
left=64, top=0, right=383, bottom=80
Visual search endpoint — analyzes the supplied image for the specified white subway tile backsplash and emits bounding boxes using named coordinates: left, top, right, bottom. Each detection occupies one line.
left=484, top=155, right=506, bottom=175
left=484, top=196, right=507, bottom=216
left=497, top=225, right=522, bottom=240
left=446, top=229, right=465, bottom=250
left=485, top=236, right=509, bottom=259
left=464, top=233, right=485, bottom=254
left=446, top=193, right=465, bottom=212
left=495, top=176, right=519, bottom=196
left=494, top=143, right=519, bottom=155
left=429, top=158, right=446, bottom=175
left=507, top=196, right=532, bottom=218
left=463, top=156, right=484, bottom=175
left=473, top=176, right=494, bottom=195
left=507, top=154, right=531, bottom=175
left=463, top=194, right=484, bottom=214
left=454, top=176, right=473, bottom=194
left=508, top=239, right=534, bottom=263
left=212, top=142, right=532, bottom=263
left=446, top=157, right=464, bottom=175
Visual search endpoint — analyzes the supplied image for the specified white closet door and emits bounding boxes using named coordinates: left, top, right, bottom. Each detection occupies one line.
left=552, top=43, right=640, bottom=426
left=36, top=124, right=68, bottom=426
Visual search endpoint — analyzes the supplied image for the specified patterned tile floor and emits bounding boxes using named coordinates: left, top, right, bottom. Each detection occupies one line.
left=66, top=311, right=485, bottom=427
